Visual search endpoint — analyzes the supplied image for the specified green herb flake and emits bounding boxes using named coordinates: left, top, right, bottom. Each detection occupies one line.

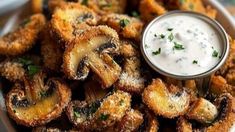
left=101, top=3, right=112, bottom=8
left=99, top=113, right=110, bottom=121
left=40, top=91, right=48, bottom=98
left=168, top=33, right=174, bottom=42
left=119, top=99, right=124, bottom=106
left=167, top=28, right=173, bottom=31
left=189, top=3, right=194, bottom=10
left=173, top=42, right=185, bottom=50
left=212, top=50, right=219, bottom=57
left=131, top=11, right=140, bottom=18
left=18, top=58, right=33, bottom=66
left=154, top=34, right=157, bottom=37
left=74, top=111, right=81, bottom=118
left=27, top=65, right=40, bottom=76
left=160, top=34, right=165, bottom=39
left=20, top=19, right=30, bottom=27
left=81, top=0, right=88, bottom=5
left=119, top=19, right=130, bottom=28
left=192, top=60, right=198, bottom=64
left=180, top=0, right=186, bottom=4
left=152, top=48, right=161, bottom=55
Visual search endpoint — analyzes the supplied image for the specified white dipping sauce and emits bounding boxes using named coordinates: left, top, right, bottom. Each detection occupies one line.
left=143, top=14, right=222, bottom=76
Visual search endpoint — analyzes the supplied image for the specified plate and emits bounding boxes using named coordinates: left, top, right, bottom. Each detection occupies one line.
left=0, top=0, right=234, bottom=131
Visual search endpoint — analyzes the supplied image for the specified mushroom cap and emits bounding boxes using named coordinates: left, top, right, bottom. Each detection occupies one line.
left=0, top=13, right=46, bottom=56
left=63, top=25, right=121, bottom=87
left=206, top=94, right=235, bottom=132
left=5, top=79, right=71, bottom=127
left=142, top=78, right=190, bottom=118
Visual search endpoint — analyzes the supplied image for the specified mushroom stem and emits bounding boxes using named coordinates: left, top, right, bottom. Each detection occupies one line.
left=88, top=52, right=121, bottom=88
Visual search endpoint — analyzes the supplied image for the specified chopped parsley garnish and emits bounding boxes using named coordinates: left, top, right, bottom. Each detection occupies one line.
left=74, top=111, right=81, bottom=118
left=160, top=34, right=165, bottom=39
left=99, top=113, right=110, bottom=121
left=180, top=0, right=186, bottom=4
left=167, top=28, right=173, bottom=31
left=81, top=0, right=88, bottom=5
left=189, top=3, right=194, bottom=10
left=131, top=11, right=140, bottom=18
left=212, top=50, right=219, bottom=57
left=192, top=60, right=198, bottom=64
left=18, top=57, right=40, bottom=77
left=168, top=33, right=174, bottom=42
left=119, top=99, right=124, bottom=106
left=145, top=44, right=149, bottom=48
left=119, top=19, right=130, bottom=28
left=154, top=34, right=157, bottom=37
left=27, top=65, right=40, bottom=76
left=152, top=48, right=161, bottom=55
left=39, top=91, right=48, bottom=98
left=20, top=19, right=30, bottom=27
left=100, top=3, right=112, bottom=8
left=173, top=42, right=185, bottom=50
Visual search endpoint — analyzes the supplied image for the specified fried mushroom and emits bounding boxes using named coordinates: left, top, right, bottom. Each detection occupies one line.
left=100, top=14, right=143, bottom=40
left=63, top=26, right=121, bottom=88
left=0, top=60, right=25, bottom=82
left=164, top=0, right=217, bottom=19
left=115, top=41, right=145, bottom=94
left=80, top=0, right=127, bottom=14
left=142, top=78, right=190, bottom=118
left=0, top=14, right=46, bottom=56
left=205, top=94, right=235, bottom=132
left=51, top=2, right=99, bottom=45
left=138, top=108, right=159, bottom=132
left=5, top=76, right=71, bottom=127
left=186, top=98, right=218, bottom=124
left=139, top=0, right=167, bottom=22
left=210, top=75, right=235, bottom=97
left=40, top=24, right=63, bottom=71
left=66, top=90, right=131, bottom=130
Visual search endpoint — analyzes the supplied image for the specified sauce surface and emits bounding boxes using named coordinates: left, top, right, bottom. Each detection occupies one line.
left=143, top=14, right=222, bottom=76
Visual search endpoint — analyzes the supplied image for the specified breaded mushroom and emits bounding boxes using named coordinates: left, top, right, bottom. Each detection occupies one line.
left=40, top=24, right=63, bottom=71
left=0, top=60, right=25, bottom=82
left=139, top=0, right=167, bottom=22
left=66, top=90, right=131, bottom=131
left=210, top=75, right=235, bottom=97
left=164, top=0, right=217, bottom=19
left=142, top=78, right=190, bottom=118
left=0, top=14, right=46, bottom=56
left=6, top=75, right=71, bottom=127
left=80, top=0, right=127, bottom=14
left=205, top=94, right=235, bottom=132
left=63, top=26, right=121, bottom=88
left=186, top=98, right=218, bottom=124
left=50, top=2, right=99, bottom=46
left=115, top=41, right=145, bottom=94
left=100, top=13, right=143, bottom=40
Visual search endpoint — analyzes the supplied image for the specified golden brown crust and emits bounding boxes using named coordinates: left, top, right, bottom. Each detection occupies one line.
left=139, top=0, right=167, bottom=22
left=186, top=98, right=218, bottom=124
left=115, top=40, right=145, bottom=94
left=142, top=78, right=190, bottom=118
left=50, top=2, right=98, bottom=45
left=66, top=90, right=131, bottom=130
left=0, top=14, right=46, bottom=56
left=6, top=79, right=71, bottom=127
left=62, top=26, right=120, bottom=87
left=210, top=75, right=235, bottom=96
left=0, top=60, right=25, bottom=82
left=164, top=0, right=217, bottom=19
left=100, top=13, right=143, bottom=40
left=177, top=117, right=192, bottom=132
left=40, top=24, right=63, bottom=71
left=205, top=94, right=235, bottom=132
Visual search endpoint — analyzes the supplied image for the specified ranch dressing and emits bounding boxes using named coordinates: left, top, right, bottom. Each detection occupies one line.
left=143, top=14, right=222, bottom=76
